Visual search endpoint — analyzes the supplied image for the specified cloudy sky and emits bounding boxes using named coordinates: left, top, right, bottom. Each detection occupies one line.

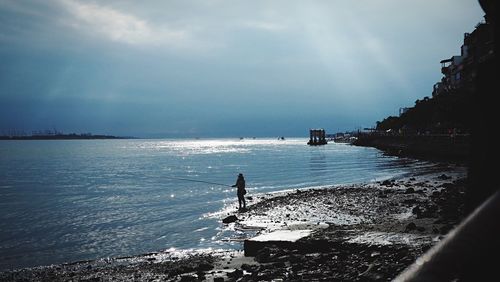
left=0, top=0, right=484, bottom=137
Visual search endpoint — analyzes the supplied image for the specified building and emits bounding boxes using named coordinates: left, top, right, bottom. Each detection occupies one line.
left=432, top=20, right=494, bottom=97
left=459, top=22, right=494, bottom=92
left=399, top=107, right=410, bottom=116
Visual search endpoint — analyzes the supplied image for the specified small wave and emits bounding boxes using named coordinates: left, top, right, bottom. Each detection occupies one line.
left=193, top=227, right=210, bottom=232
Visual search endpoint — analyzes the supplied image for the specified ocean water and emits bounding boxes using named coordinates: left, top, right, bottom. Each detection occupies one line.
left=0, top=138, right=432, bottom=270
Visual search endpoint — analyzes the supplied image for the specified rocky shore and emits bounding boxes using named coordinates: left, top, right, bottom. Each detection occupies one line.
left=0, top=164, right=467, bottom=281
left=353, top=134, right=469, bottom=163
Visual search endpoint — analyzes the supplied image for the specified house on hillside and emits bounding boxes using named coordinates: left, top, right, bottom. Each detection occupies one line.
left=432, top=20, right=494, bottom=97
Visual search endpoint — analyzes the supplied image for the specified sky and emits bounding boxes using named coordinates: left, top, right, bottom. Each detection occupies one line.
left=0, top=0, right=485, bottom=138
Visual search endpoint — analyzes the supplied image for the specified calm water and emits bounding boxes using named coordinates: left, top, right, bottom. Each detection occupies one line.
left=0, top=138, right=432, bottom=270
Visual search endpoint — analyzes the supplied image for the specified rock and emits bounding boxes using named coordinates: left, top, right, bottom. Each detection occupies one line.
left=196, top=263, right=213, bottom=271
left=412, top=206, right=421, bottom=215
left=222, top=215, right=238, bottom=224
left=382, top=180, right=392, bottom=186
left=196, top=271, right=205, bottom=280
left=440, top=183, right=453, bottom=189
left=405, top=222, right=417, bottom=232
left=241, top=263, right=258, bottom=273
left=378, top=191, right=388, bottom=198
left=227, top=269, right=243, bottom=278
left=180, top=274, right=197, bottom=282
left=438, top=174, right=452, bottom=180
left=403, top=199, right=417, bottom=205
left=405, top=187, right=415, bottom=194
left=272, top=261, right=286, bottom=269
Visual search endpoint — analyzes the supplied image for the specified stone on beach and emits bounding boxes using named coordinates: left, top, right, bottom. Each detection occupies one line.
left=222, top=215, right=238, bottom=224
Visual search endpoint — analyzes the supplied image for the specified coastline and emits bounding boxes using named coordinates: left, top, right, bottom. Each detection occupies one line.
left=0, top=162, right=467, bottom=281
left=353, top=134, right=470, bottom=163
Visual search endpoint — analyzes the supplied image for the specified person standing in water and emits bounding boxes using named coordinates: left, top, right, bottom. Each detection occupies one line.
left=232, top=173, right=246, bottom=210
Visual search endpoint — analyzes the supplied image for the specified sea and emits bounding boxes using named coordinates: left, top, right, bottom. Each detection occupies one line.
left=0, top=138, right=435, bottom=270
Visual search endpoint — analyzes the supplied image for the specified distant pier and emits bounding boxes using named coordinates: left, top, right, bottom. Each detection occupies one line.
left=307, top=129, right=327, bottom=145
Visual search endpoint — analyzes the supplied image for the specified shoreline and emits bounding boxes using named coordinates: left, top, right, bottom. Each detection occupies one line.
left=1, top=163, right=467, bottom=281
left=353, top=134, right=470, bottom=163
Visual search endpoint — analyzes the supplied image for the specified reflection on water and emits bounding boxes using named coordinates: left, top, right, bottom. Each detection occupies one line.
left=309, top=149, right=328, bottom=177
left=0, top=138, right=435, bottom=270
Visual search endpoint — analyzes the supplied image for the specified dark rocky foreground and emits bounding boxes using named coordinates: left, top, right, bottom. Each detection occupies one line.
left=0, top=166, right=467, bottom=281
left=0, top=253, right=217, bottom=281
left=231, top=168, right=467, bottom=281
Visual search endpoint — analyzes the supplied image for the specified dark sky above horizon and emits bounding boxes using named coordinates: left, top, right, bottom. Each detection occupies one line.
left=0, top=0, right=484, bottom=137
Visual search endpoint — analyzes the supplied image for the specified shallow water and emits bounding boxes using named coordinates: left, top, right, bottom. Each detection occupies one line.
left=0, top=138, right=433, bottom=270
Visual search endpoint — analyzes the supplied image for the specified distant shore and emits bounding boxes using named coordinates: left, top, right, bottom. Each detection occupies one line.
left=0, top=162, right=467, bottom=281
left=0, top=134, right=134, bottom=140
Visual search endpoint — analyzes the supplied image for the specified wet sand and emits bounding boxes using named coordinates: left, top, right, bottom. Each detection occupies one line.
left=0, top=163, right=467, bottom=281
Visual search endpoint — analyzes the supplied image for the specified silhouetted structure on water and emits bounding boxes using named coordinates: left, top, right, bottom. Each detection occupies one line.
left=307, top=129, right=327, bottom=145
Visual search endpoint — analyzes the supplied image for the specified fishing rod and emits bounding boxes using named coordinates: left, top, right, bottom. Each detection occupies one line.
left=162, top=176, right=232, bottom=187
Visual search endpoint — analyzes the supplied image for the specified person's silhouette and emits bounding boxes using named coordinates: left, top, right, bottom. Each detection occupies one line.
left=232, top=173, right=246, bottom=210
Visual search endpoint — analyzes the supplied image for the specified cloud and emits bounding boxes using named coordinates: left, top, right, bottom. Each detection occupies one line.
left=241, top=20, right=287, bottom=32
left=57, top=0, right=187, bottom=46
left=0, top=0, right=486, bottom=136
